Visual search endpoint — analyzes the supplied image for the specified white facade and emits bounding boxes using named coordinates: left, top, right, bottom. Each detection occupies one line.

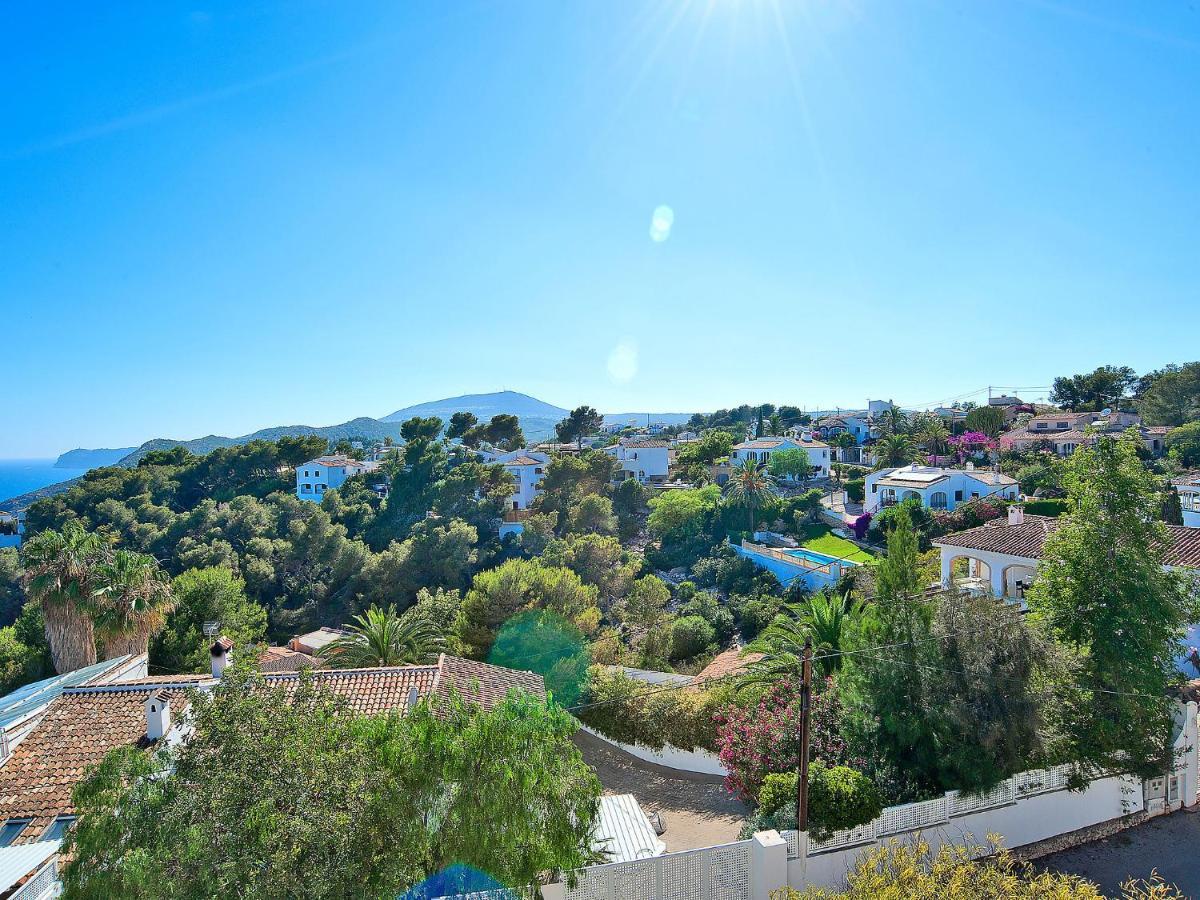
left=729, top=436, right=831, bottom=479
left=1175, top=477, right=1200, bottom=529
left=486, top=450, right=549, bottom=510
left=865, top=464, right=1018, bottom=513
left=295, top=455, right=377, bottom=502
left=610, top=441, right=672, bottom=484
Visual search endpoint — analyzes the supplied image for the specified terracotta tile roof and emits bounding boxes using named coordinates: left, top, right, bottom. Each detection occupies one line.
left=257, top=646, right=325, bottom=673
left=436, top=654, right=546, bottom=705
left=933, top=515, right=1061, bottom=558
left=621, top=441, right=670, bottom=449
left=0, top=683, right=190, bottom=838
left=693, top=648, right=764, bottom=684
left=933, top=516, right=1200, bottom=568
left=0, top=654, right=544, bottom=841
left=502, top=456, right=544, bottom=467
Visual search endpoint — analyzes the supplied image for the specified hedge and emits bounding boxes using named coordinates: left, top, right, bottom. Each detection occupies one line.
left=1022, top=498, right=1071, bottom=517
left=577, top=665, right=738, bottom=753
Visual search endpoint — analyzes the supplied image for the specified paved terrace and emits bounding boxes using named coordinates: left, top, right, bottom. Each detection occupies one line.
left=572, top=729, right=749, bottom=852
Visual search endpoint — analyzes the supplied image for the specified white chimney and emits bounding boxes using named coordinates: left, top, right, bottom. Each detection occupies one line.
left=145, top=689, right=170, bottom=741
left=210, top=636, right=234, bottom=678
left=1008, top=505, right=1025, bottom=526
left=965, top=461, right=975, bottom=470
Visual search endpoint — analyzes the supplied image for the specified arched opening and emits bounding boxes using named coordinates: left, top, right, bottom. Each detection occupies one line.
left=929, top=491, right=948, bottom=510
left=901, top=490, right=920, bottom=502
left=950, top=555, right=992, bottom=593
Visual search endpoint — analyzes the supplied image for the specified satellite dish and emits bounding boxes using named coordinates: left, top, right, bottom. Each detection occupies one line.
left=1101, top=408, right=1112, bottom=417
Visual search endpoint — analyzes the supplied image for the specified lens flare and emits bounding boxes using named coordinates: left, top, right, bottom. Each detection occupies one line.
left=649, top=204, right=674, bottom=242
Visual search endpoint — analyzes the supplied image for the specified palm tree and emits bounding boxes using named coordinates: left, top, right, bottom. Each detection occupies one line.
left=92, top=550, right=176, bottom=659
left=723, top=457, right=778, bottom=533
left=20, top=521, right=107, bottom=673
left=875, top=434, right=916, bottom=469
left=878, top=407, right=908, bottom=437
left=320, top=605, right=445, bottom=668
left=744, top=592, right=865, bottom=681
left=916, top=420, right=950, bottom=460
left=768, top=413, right=783, bottom=436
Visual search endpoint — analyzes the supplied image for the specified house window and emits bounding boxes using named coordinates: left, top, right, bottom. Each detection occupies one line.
left=535, top=468, right=543, bottom=474
left=971, top=492, right=980, bottom=499
left=0, top=819, right=30, bottom=847
left=954, top=490, right=963, bottom=502
left=1035, top=423, right=1046, bottom=430
left=316, top=484, right=325, bottom=493
left=41, top=816, right=75, bottom=841
left=301, top=484, right=312, bottom=493
left=930, top=491, right=948, bottom=510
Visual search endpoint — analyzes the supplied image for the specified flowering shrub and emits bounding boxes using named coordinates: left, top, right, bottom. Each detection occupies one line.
left=714, top=678, right=860, bottom=801
left=946, top=432, right=997, bottom=463
left=928, top=498, right=1006, bottom=537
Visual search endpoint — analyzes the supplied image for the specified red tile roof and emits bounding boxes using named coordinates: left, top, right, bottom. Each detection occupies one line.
left=933, top=515, right=1200, bottom=568
left=257, top=646, right=325, bottom=673
left=693, top=648, right=764, bottom=684
left=0, top=655, right=544, bottom=841
left=0, top=682, right=191, bottom=841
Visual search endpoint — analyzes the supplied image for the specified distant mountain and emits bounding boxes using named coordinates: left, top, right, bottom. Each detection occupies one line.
left=116, top=417, right=407, bottom=466
left=55, top=447, right=137, bottom=469
left=382, top=391, right=569, bottom=423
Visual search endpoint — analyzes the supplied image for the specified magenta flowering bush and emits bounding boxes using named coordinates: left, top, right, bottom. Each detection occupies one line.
left=714, top=678, right=859, bottom=801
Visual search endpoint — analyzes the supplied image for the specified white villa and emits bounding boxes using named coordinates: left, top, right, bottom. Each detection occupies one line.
left=608, top=440, right=673, bottom=485
left=295, top=455, right=379, bottom=501
left=933, top=505, right=1200, bottom=601
left=1175, top=476, right=1200, bottom=529
left=729, top=435, right=830, bottom=479
left=485, top=449, right=550, bottom=510
left=864, top=464, right=1018, bottom=513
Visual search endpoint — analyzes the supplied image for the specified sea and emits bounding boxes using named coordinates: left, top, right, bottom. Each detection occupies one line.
left=0, top=459, right=87, bottom=505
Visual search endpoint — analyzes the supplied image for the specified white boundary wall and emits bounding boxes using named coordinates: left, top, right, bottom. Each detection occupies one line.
left=578, top=724, right=728, bottom=777
left=790, top=771, right=1141, bottom=890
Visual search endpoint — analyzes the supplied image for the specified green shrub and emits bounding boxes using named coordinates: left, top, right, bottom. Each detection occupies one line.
left=1023, top=498, right=1071, bottom=517
left=670, top=615, right=716, bottom=660
left=578, top=666, right=738, bottom=752
left=845, top=478, right=866, bottom=503
left=740, top=764, right=883, bottom=840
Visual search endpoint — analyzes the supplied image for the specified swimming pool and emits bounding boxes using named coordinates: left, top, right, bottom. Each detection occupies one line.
left=783, top=548, right=858, bottom=568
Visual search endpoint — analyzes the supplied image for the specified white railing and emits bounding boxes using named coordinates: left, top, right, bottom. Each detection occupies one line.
left=799, top=763, right=1077, bottom=856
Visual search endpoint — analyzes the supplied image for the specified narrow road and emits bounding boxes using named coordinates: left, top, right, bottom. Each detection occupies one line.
left=1035, top=812, right=1200, bottom=897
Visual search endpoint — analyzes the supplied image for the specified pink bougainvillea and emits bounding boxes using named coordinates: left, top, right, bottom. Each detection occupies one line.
left=714, top=678, right=860, bottom=801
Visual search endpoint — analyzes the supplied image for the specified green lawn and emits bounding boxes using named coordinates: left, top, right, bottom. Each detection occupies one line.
left=797, top=523, right=878, bottom=566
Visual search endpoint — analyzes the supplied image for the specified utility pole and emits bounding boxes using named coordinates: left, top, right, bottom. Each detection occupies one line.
left=796, top=638, right=813, bottom=834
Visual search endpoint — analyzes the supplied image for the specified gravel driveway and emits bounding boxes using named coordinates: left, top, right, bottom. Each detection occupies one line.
left=1035, top=811, right=1200, bottom=897
left=573, top=729, right=750, bottom=852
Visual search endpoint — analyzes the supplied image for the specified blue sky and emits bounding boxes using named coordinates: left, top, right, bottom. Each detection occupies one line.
left=3, top=1, right=1198, bottom=457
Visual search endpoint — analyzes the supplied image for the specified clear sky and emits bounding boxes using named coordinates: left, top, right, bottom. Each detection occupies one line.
left=3, top=1, right=1198, bottom=457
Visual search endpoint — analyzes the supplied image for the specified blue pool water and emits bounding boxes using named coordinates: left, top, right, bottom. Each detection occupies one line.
left=784, top=547, right=857, bottom=567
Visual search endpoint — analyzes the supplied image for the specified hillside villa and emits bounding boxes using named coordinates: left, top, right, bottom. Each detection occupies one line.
left=729, top=435, right=831, bottom=480
left=295, top=455, right=380, bottom=502
left=608, top=440, right=673, bottom=485
left=1175, top=476, right=1200, bottom=529
left=0, top=639, right=544, bottom=851
left=481, top=449, right=550, bottom=510
left=933, top=505, right=1200, bottom=602
left=864, top=464, right=1018, bottom=513
left=999, top=410, right=1169, bottom=457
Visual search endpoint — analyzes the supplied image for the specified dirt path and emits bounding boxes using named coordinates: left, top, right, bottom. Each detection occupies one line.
left=573, top=729, right=750, bottom=852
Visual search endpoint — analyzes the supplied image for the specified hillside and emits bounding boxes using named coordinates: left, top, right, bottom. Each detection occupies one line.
left=116, top=417, right=407, bottom=466
left=54, top=447, right=137, bottom=469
